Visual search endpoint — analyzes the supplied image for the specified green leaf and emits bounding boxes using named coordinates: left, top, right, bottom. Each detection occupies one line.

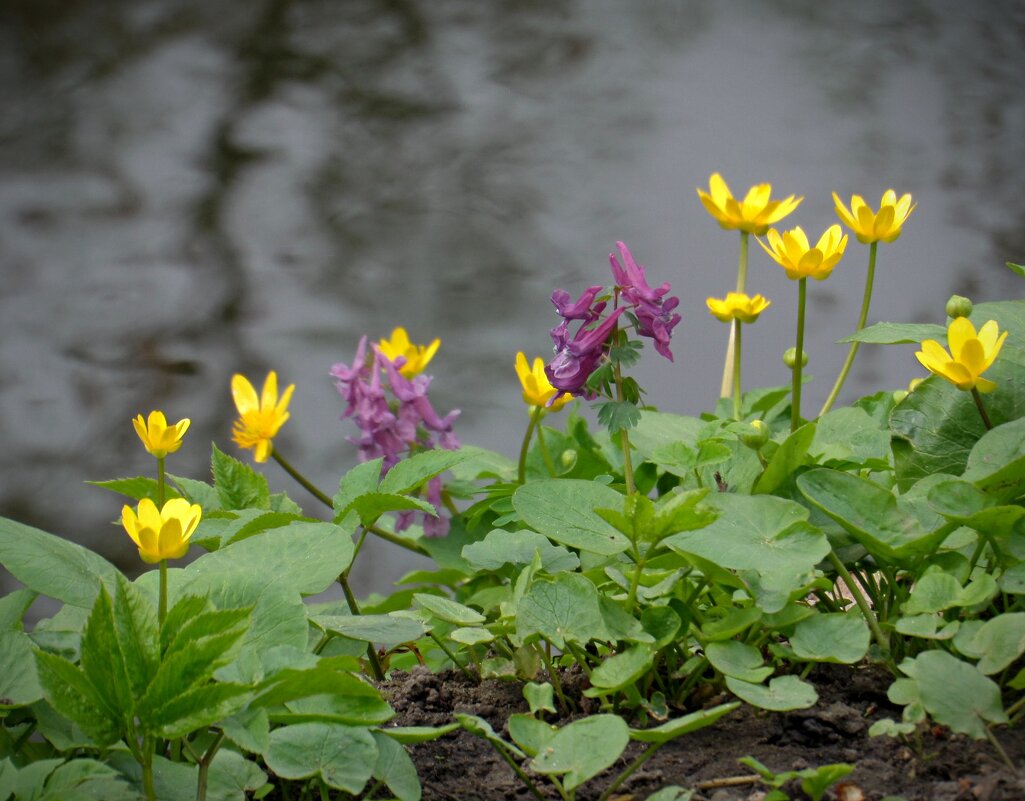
left=837, top=322, right=947, bottom=344
left=629, top=411, right=706, bottom=457
left=753, top=422, right=816, bottom=495
left=182, top=521, right=355, bottom=597
left=0, top=630, right=43, bottom=706
left=112, top=574, right=159, bottom=698
left=314, top=614, right=424, bottom=645
left=809, top=407, right=890, bottom=469
left=79, top=586, right=134, bottom=731
left=147, top=683, right=253, bottom=739
left=629, top=702, right=740, bottom=743
left=705, top=641, right=773, bottom=683
left=515, top=573, right=610, bottom=649
left=902, top=650, right=1007, bottom=739
left=378, top=450, right=469, bottom=495
left=508, top=713, right=558, bottom=757
left=34, top=651, right=120, bottom=746
left=168, top=473, right=223, bottom=511
left=413, top=593, right=485, bottom=626
left=584, top=645, right=653, bottom=694
left=963, top=613, right=1025, bottom=675
left=530, top=714, right=630, bottom=791
left=332, top=458, right=383, bottom=518
left=379, top=724, right=460, bottom=744
left=462, top=528, right=580, bottom=572
left=212, top=444, right=271, bottom=510
left=790, top=613, right=870, bottom=664
left=0, top=517, right=121, bottom=608
left=266, top=723, right=377, bottom=793
left=221, top=707, right=270, bottom=755
left=513, top=479, right=630, bottom=556
left=523, top=682, right=556, bottom=715
left=596, top=400, right=642, bottom=434
left=1006, top=261, right=1025, bottom=278
left=87, top=476, right=177, bottom=503
left=341, top=493, right=437, bottom=527
left=454, top=713, right=525, bottom=758
left=797, top=469, right=948, bottom=562
left=960, top=417, right=1025, bottom=502
left=725, top=675, right=818, bottom=711
left=648, top=440, right=732, bottom=478
left=371, top=730, right=421, bottom=801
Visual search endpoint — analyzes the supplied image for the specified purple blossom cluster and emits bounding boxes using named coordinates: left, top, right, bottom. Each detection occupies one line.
left=330, top=337, right=459, bottom=536
left=545, top=242, right=680, bottom=397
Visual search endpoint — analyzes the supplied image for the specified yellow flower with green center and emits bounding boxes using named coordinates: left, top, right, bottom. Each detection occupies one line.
left=833, top=189, right=916, bottom=244
left=231, top=371, right=295, bottom=462
left=515, top=352, right=571, bottom=411
left=706, top=292, right=771, bottom=324
left=758, top=224, right=848, bottom=281
left=378, top=327, right=441, bottom=377
left=697, top=173, right=803, bottom=235
left=121, top=497, right=202, bottom=564
left=132, top=410, right=190, bottom=458
left=916, top=317, right=1007, bottom=393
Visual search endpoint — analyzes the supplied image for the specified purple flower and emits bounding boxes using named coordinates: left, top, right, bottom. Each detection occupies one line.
left=545, top=307, right=627, bottom=397
left=609, top=241, right=681, bottom=361
left=551, top=286, right=607, bottom=323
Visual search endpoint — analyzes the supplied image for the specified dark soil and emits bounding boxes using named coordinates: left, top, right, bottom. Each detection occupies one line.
left=380, top=665, right=1025, bottom=801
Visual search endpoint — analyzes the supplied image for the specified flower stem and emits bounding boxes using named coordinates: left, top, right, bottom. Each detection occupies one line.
left=366, top=524, right=429, bottom=557
left=536, top=424, right=556, bottom=477
left=720, top=232, right=750, bottom=398
left=791, top=277, right=807, bottom=433
left=517, top=407, right=543, bottom=484
left=158, top=559, right=167, bottom=628
left=613, top=359, right=635, bottom=495
left=598, top=743, right=660, bottom=801
left=732, top=321, right=743, bottom=420
left=141, top=736, right=156, bottom=801
left=337, top=572, right=385, bottom=681
left=272, top=450, right=334, bottom=509
left=157, top=456, right=166, bottom=507
left=820, top=242, right=878, bottom=416
left=971, top=387, right=994, bottom=430
left=429, top=631, right=479, bottom=684
left=827, top=551, right=889, bottom=656
left=195, top=730, right=226, bottom=801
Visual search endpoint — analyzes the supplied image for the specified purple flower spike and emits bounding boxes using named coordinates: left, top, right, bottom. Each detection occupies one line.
left=609, top=241, right=680, bottom=361
left=545, top=307, right=627, bottom=396
left=551, top=286, right=607, bottom=323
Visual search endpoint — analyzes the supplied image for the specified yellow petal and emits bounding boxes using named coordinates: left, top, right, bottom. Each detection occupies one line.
left=976, top=376, right=998, bottom=394
left=261, top=371, right=279, bottom=411
left=874, top=205, right=895, bottom=238
left=880, top=189, right=897, bottom=207
left=709, top=173, right=731, bottom=205
left=958, top=338, right=988, bottom=377
left=947, top=317, right=978, bottom=360
left=231, top=374, right=259, bottom=416
left=975, top=320, right=1001, bottom=354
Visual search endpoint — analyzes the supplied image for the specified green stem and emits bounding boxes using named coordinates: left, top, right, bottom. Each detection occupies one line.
left=827, top=551, right=889, bottom=656
left=366, top=524, right=429, bottom=557
left=732, top=321, right=743, bottom=420
left=627, top=548, right=645, bottom=614
left=598, top=743, right=660, bottom=801
left=488, top=740, right=547, bottom=801
left=820, top=242, right=877, bottom=416
left=141, top=736, right=156, bottom=801
left=196, top=730, right=226, bottom=801
left=429, top=631, right=479, bottom=684
left=971, top=387, right=994, bottom=430
left=536, top=424, right=556, bottom=477
left=517, top=407, right=543, bottom=484
left=157, top=456, right=166, bottom=507
left=720, top=232, right=749, bottom=398
left=791, top=277, right=807, bottom=433
left=271, top=450, right=334, bottom=509
left=337, top=573, right=385, bottom=681
left=158, top=559, right=167, bottom=629
left=613, top=360, right=635, bottom=495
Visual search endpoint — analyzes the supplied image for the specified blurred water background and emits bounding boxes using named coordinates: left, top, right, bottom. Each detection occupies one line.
left=2, top=0, right=1024, bottom=597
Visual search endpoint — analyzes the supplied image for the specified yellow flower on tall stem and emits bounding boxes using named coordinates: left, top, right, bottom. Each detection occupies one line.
left=231, top=371, right=295, bottom=463
left=706, top=293, right=771, bottom=420
left=758, top=225, right=848, bottom=432
left=697, top=173, right=801, bottom=402
left=916, top=317, right=1006, bottom=429
left=819, top=190, right=917, bottom=415
left=132, top=411, right=190, bottom=458
left=514, top=352, right=571, bottom=483
left=122, top=498, right=202, bottom=564
left=378, top=327, right=441, bottom=378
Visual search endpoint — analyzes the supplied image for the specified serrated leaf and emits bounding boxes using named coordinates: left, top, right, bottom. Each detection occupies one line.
left=86, top=476, right=179, bottom=503
left=79, top=586, right=134, bottom=730
left=0, top=630, right=43, bottom=705
left=148, top=682, right=252, bottom=739
left=168, top=473, right=222, bottom=511
left=113, top=575, right=159, bottom=698
left=378, top=450, right=468, bottom=495
left=34, top=652, right=120, bottom=746
left=596, top=400, right=641, bottom=434
left=212, top=444, right=271, bottom=510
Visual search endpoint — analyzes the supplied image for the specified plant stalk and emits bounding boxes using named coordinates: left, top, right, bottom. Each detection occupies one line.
left=820, top=242, right=877, bottom=415
left=827, top=551, right=889, bottom=656
left=613, top=359, right=635, bottom=495
left=721, top=232, right=749, bottom=398
left=791, top=277, right=807, bottom=433
left=272, top=449, right=334, bottom=509
left=337, top=573, right=385, bottom=681
left=196, top=730, right=226, bottom=801
left=971, top=387, right=994, bottom=430
left=517, top=407, right=543, bottom=484
left=733, top=320, right=744, bottom=419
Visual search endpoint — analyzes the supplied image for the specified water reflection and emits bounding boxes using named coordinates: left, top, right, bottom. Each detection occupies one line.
left=1, top=0, right=1023, bottom=595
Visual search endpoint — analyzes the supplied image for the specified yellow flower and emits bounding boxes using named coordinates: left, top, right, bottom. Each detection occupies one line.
left=515, top=352, right=571, bottom=411
left=916, top=317, right=1007, bottom=393
left=132, top=410, right=190, bottom=458
left=758, top=224, right=848, bottom=281
left=231, top=371, right=295, bottom=462
left=833, top=189, right=916, bottom=244
left=706, top=292, right=771, bottom=324
left=697, top=173, right=803, bottom=235
left=377, top=327, right=441, bottom=378
left=121, top=497, right=202, bottom=564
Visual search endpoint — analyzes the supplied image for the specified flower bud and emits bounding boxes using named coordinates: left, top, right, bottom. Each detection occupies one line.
left=907, top=377, right=924, bottom=392
left=945, top=295, right=973, bottom=319
left=560, top=449, right=578, bottom=471
left=892, top=389, right=909, bottom=404
left=739, top=420, right=770, bottom=450
left=783, top=347, right=808, bottom=369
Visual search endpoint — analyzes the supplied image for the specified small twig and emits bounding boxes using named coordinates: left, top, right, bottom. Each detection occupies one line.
left=694, top=774, right=761, bottom=790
